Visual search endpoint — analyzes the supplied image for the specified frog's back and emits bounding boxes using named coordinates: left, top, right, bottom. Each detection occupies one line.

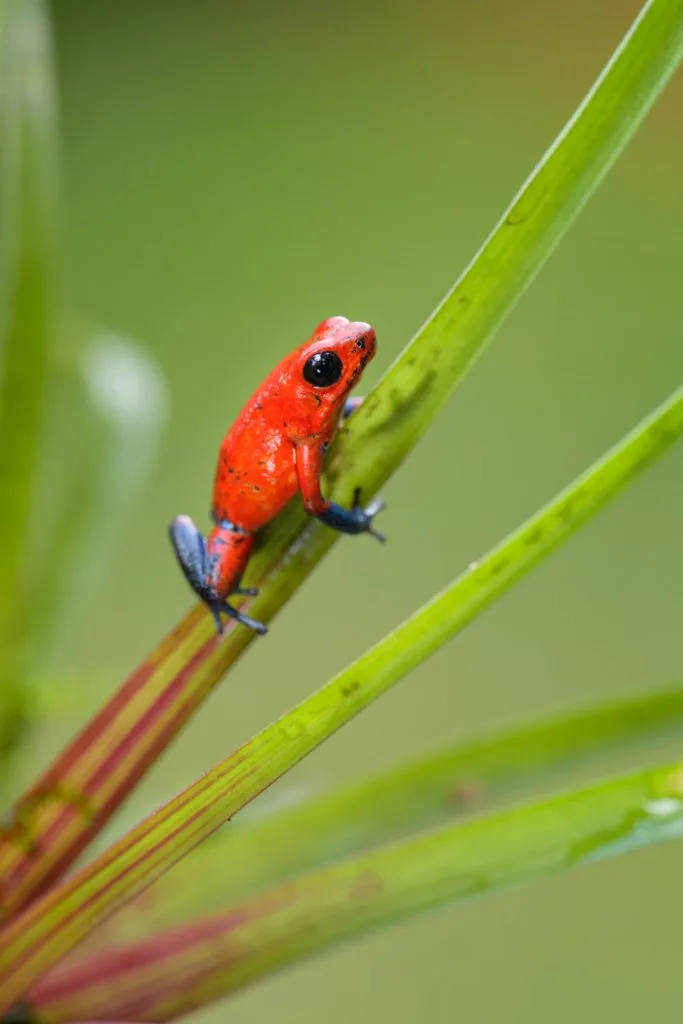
left=211, top=359, right=299, bottom=532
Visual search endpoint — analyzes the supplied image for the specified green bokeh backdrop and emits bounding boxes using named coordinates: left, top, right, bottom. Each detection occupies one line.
left=27, top=0, right=683, bottom=1020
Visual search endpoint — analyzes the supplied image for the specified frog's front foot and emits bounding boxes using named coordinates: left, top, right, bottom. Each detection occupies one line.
left=315, top=488, right=386, bottom=542
left=353, top=489, right=386, bottom=543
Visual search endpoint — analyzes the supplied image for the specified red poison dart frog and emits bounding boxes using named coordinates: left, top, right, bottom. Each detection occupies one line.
left=170, top=316, right=385, bottom=636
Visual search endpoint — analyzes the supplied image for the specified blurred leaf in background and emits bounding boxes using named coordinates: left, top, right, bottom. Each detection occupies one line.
left=0, top=0, right=168, bottom=791
left=0, top=0, right=58, bottom=766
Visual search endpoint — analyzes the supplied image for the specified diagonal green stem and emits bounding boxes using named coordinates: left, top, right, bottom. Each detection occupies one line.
left=132, top=682, right=683, bottom=927
left=32, top=758, right=683, bottom=1023
left=323, top=0, right=683, bottom=496
left=0, top=383, right=680, bottom=1005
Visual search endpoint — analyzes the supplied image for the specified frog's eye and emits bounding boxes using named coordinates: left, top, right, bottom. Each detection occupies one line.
left=303, top=350, right=344, bottom=388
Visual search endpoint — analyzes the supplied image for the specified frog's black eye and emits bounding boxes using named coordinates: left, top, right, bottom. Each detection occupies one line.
left=303, top=350, right=344, bottom=388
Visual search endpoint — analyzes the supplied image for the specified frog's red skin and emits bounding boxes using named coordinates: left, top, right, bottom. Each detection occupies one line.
left=170, top=316, right=384, bottom=635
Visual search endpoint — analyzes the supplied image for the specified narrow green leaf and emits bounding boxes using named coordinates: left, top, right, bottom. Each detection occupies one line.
left=0, top=0, right=57, bottom=767
left=29, top=760, right=683, bottom=1023
left=0, top=383, right=680, bottom=1004
left=308, top=0, right=683, bottom=514
left=32, top=327, right=169, bottom=656
left=0, top=0, right=56, bottom=618
left=134, top=682, right=683, bottom=927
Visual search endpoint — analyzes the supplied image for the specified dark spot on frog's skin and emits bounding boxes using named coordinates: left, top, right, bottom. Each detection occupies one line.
left=252, top=484, right=261, bottom=492
left=355, top=337, right=366, bottom=349
left=255, top=402, right=263, bottom=411
left=228, top=466, right=235, bottom=474
left=340, top=680, right=360, bottom=698
left=313, top=394, right=322, bottom=407
left=258, top=459, right=267, bottom=466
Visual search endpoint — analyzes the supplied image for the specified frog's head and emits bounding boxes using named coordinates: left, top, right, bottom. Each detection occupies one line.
left=296, top=316, right=376, bottom=414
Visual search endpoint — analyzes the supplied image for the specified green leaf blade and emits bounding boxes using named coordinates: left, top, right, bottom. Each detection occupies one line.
left=0, top=0, right=57, bottom=612
left=29, top=762, right=683, bottom=1023
left=111, top=681, right=683, bottom=932
left=0, top=0, right=58, bottom=770
left=328, top=0, right=683, bottom=492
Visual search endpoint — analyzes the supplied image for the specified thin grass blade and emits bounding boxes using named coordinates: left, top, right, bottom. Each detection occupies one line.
left=27, top=759, right=683, bottom=1023
left=114, top=681, right=683, bottom=931
left=32, top=327, right=169, bottom=657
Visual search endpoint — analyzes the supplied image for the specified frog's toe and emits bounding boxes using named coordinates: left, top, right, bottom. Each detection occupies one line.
left=220, top=602, right=268, bottom=636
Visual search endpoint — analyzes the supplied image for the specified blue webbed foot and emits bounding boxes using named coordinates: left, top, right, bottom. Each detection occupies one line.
left=316, top=487, right=386, bottom=542
left=169, top=515, right=210, bottom=599
left=169, top=516, right=267, bottom=636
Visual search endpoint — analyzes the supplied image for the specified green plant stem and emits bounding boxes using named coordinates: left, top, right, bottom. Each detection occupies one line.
left=31, top=759, right=683, bottom=1023
left=323, top=0, right=683, bottom=498
left=129, top=682, right=683, bottom=927
left=0, top=384, right=680, bottom=1005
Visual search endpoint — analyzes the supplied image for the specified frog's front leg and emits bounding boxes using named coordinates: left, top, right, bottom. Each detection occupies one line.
left=295, top=441, right=385, bottom=541
left=342, top=396, right=364, bottom=421
left=169, top=516, right=266, bottom=635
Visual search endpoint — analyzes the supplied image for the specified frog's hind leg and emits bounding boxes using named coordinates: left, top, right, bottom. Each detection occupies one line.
left=170, top=516, right=266, bottom=635
left=169, top=515, right=210, bottom=599
left=206, top=525, right=267, bottom=636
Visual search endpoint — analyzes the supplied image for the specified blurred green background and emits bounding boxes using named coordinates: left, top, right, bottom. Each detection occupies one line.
left=21, top=0, right=683, bottom=1020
